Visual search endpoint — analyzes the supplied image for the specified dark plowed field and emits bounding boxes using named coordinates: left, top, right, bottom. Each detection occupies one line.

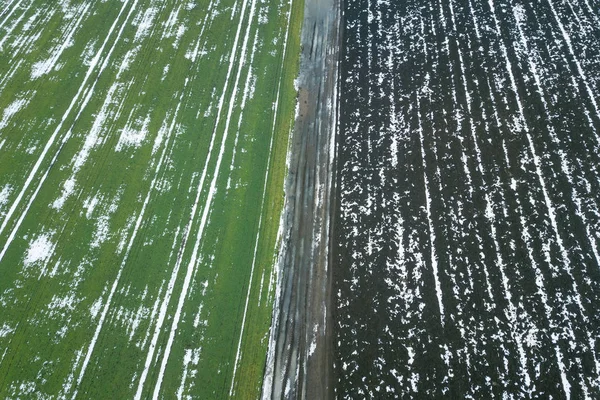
left=334, top=0, right=600, bottom=397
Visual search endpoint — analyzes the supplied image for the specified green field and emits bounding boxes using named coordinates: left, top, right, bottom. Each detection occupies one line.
left=0, top=0, right=303, bottom=397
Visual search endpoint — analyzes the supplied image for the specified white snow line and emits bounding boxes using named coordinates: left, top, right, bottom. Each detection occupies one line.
left=416, top=92, right=445, bottom=326
left=467, top=0, right=481, bottom=39
left=512, top=4, right=600, bottom=379
left=0, top=1, right=29, bottom=51
left=515, top=183, right=572, bottom=399
left=446, top=0, right=497, bottom=303
left=0, top=4, right=50, bottom=68
left=480, top=69, right=538, bottom=386
left=228, top=98, right=268, bottom=395
left=150, top=0, right=258, bottom=395
left=261, top=127, right=293, bottom=399
left=0, top=0, right=136, bottom=261
left=134, top=11, right=230, bottom=400
left=0, top=0, right=25, bottom=31
left=0, top=0, right=19, bottom=20
left=0, top=60, right=22, bottom=97
left=226, top=24, right=260, bottom=190
left=132, top=103, right=187, bottom=400
left=545, top=0, right=600, bottom=122
left=132, top=2, right=225, bottom=398
left=133, top=0, right=250, bottom=397
left=514, top=2, right=600, bottom=268
left=450, top=0, right=532, bottom=386
left=71, top=93, right=179, bottom=400
left=489, top=0, right=592, bottom=395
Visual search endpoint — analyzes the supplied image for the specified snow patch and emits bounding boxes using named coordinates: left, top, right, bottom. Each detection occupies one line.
left=90, top=297, right=103, bottom=320
left=91, top=215, right=110, bottom=248
left=116, top=114, right=150, bottom=151
left=177, top=348, right=201, bottom=400
left=133, top=7, right=158, bottom=42
left=30, top=38, right=73, bottom=79
left=0, top=323, right=15, bottom=338
left=24, top=233, right=55, bottom=267
left=81, top=39, right=98, bottom=66
left=161, top=64, right=170, bottom=81
left=0, top=185, right=12, bottom=213
left=0, top=98, right=27, bottom=130
left=83, top=195, right=100, bottom=219
left=174, top=25, right=186, bottom=47
left=52, top=177, right=76, bottom=210
left=48, top=292, right=78, bottom=312
left=73, top=84, right=118, bottom=170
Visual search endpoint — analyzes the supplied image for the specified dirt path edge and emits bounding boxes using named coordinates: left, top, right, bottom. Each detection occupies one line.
left=261, top=0, right=341, bottom=397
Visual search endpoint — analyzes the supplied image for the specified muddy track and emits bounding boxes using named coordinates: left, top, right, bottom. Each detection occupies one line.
left=261, top=0, right=341, bottom=398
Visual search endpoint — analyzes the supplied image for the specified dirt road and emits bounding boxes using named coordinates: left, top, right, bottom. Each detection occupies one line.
left=261, top=0, right=341, bottom=397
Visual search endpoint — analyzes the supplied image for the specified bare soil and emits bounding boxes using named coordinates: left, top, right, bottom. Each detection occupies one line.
left=262, top=0, right=341, bottom=397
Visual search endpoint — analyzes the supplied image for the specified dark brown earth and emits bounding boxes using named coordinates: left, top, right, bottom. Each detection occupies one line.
left=261, top=0, right=341, bottom=397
